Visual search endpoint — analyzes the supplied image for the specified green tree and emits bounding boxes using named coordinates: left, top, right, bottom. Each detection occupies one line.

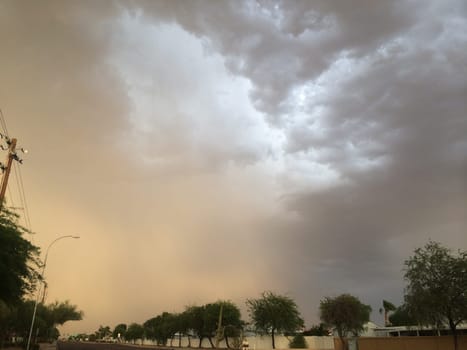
left=174, top=312, right=192, bottom=347
left=96, top=325, right=111, bottom=340
left=388, top=305, right=416, bottom=326
left=0, top=208, right=40, bottom=305
left=289, top=334, right=307, bottom=348
left=40, top=301, right=82, bottom=341
left=4, top=299, right=82, bottom=345
left=303, top=323, right=329, bottom=336
left=203, top=301, right=243, bottom=348
left=112, top=323, right=127, bottom=341
left=0, top=300, right=14, bottom=347
left=246, top=291, right=304, bottom=349
left=319, top=294, right=371, bottom=350
left=125, top=323, right=144, bottom=344
left=184, top=305, right=206, bottom=347
left=404, top=241, right=467, bottom=350
left=144, top=312, right=177, bottom=346
left=378, top=300, right=396, bottom=326
left=46, top=301, right=82, bottom=327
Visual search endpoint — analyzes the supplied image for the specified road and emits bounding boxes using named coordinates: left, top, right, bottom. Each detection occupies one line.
left=56, top=342, right=166, bottom=350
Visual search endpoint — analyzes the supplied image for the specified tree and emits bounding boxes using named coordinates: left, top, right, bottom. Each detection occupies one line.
left=404, top=241, right=467, bottom=350
left=112, top=323, right=127, bottom=341
left=246, top=291, right=304, bottom=349
left=2, top=299, right=82, bottom=345
left=40, top=301, right=82, bottom=341
left=96, top=325, right=111, bottom=341
left=0, top=300, right=14, bottom=347
left=0, top=208, right=40, bottom=305
left=303, top=323, right=330, bottom=336
left=184, top=305, right=206, bottom=347
left=203, top=301, right=243, bottom=348
left=289, top=334, right=307, bottom=349
left=388, top=305, right=416, bottom=326
left=378, top=300, right=396, bottom=326
left=125, top=323, right=144, bottom=344
left=319, top=294, right=371, bottom=350
left=144, top=312, right=177, bottom=346
left=175, top=311, right=191, bottom=347
left=46, top=301, right=82, bottom=326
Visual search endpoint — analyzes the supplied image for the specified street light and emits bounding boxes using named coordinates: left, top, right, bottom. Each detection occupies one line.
left=26, top=235, right=80, bottom=350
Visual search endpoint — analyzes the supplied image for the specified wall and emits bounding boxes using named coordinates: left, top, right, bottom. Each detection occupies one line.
left=358, top=336, right=467, bottom=350
left=143, top=335, right=335, bottom=350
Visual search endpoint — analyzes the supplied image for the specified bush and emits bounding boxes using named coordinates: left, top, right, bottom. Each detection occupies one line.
left=289, top=334, right=307, bottom=348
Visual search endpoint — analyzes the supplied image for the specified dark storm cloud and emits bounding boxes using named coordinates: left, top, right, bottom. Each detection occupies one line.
left=133, top=0, right=467, bottom=320
left=1, top=0, right=466, bottom=331
left=135, top=0, right=420, bottom=122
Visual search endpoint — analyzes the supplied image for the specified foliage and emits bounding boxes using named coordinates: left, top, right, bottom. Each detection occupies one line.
left=289, top=334, right=307, bottom=348
left=0, top=300, right=14, bottom=347
left=404, top=241, right=467, bottom=350
left=388, top=305, right=417, bottom=326
left=0, top=208, right=40, bottom=305
left=184, top=305, right=206, bottom=346
left=125, top=323, right=144, bottom=343
left=144, top=312, right=178, bottom=345
left=303, top=323, right=329, bottom=336
left=379, top=300, right=396, bottom=326
left=0, top=299, right=82, bottom=345
left=319, top=294, right=371, bottom=350
left=204, top=301, right=243, bottom=348
left=246, top=291, right=304, bottom=349
left=112, top=323, right=127, bottom=339
left=95, top=325, right=111, bottom=340
left=46, top=301, right=83, bottom=326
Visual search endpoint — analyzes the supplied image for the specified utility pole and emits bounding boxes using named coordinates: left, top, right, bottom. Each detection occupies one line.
left=0, top=137, right=17, bottom=209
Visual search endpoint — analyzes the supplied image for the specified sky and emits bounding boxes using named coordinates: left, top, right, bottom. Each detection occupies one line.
left=1, top=0, right=466, bottom=335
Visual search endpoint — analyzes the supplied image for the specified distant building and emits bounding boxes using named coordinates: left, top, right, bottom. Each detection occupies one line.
left=357, top=322, right=467, bottom=337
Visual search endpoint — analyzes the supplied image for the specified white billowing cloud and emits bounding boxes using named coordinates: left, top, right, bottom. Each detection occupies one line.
left=109, top=13, right=284, bottom=175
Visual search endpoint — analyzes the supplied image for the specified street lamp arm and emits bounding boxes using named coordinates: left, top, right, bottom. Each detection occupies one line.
left=42, top=235, right=80, bottom=271
left=26, top=234, right=80, bottom=350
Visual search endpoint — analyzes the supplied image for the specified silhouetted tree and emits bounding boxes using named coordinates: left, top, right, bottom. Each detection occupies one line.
left=320, top=294, right=371, bottom=350
left=247, top=291, right=304, bottom=349
left=379, top=300, right=396, bottom=326
left=0, top=208, right=40, bottom=305
left=404, top=241, right=467, bottom=350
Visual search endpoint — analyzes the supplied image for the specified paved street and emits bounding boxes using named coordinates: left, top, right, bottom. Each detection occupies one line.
left=56, top=342, right=158, bottom=350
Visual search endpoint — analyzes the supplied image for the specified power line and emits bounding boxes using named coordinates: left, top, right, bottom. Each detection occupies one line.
left=0, top=108, right=9, bottom=136
left=13, top=161, right=32, bottom=231
left=7, top=184, right=15, bottom=208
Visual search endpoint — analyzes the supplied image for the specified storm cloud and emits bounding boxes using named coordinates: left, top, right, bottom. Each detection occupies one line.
left=0, top=0, right=466, bottom=334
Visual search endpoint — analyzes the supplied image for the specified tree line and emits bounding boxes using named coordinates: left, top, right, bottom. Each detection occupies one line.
left=1, top=206, right=466, bottom=350
left=80, top=241, right=467, bottom=350
left=82, top=294, right=297, bottom=349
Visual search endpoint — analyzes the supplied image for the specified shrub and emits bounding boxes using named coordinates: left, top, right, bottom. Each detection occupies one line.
left=289, top=334, right=307, bottom=348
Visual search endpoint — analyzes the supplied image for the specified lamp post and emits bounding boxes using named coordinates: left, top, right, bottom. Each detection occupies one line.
left=26, top=235, right=80, bottom=350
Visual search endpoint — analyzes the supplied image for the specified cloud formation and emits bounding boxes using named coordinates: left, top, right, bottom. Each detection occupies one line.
left=0, top=0, right=465, bottom=334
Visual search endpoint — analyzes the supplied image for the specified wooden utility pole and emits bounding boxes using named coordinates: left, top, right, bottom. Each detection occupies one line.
left=0, top=137, right=17, bottom=209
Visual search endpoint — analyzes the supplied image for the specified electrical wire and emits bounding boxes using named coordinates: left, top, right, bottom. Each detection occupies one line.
left=17, top=165, right=32, bottom=231
left=13, top=161, right=32, bottom=231
left=7, top=184, right=16, bottom=208
left=0, top=108, right=9, bottom=136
